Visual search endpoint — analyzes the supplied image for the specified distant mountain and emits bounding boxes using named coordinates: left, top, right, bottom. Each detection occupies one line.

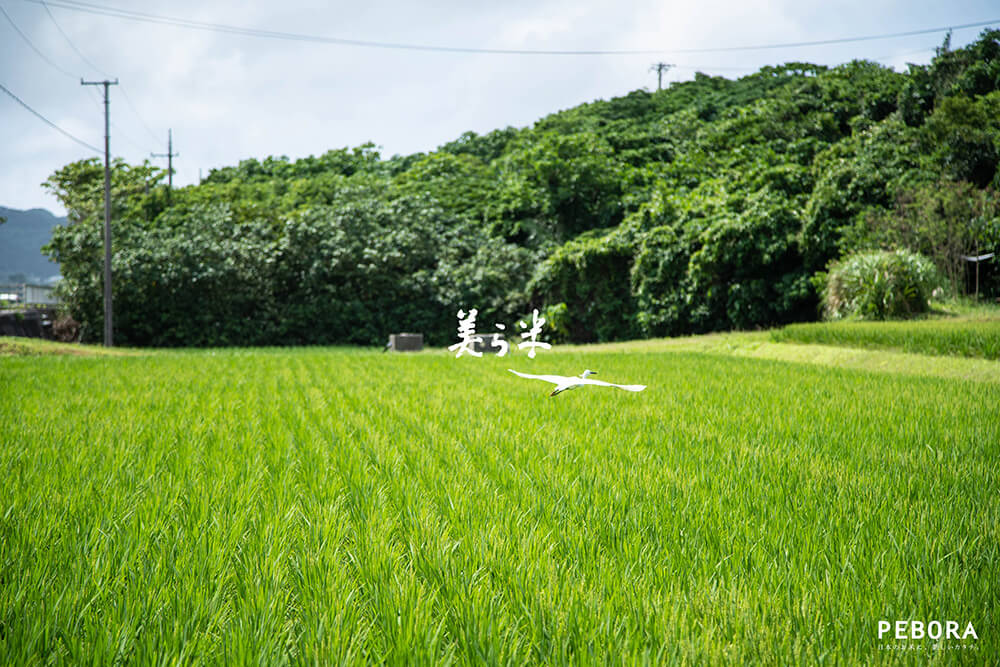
left=0, top=207, right=65, bottom=284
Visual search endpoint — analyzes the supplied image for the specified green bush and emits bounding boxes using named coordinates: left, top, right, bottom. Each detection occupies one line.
left=45, top=195, right=533, bottom=347
left=820, top=249, right=940, bottom=320
left=528, top=226, right=638, bottom=343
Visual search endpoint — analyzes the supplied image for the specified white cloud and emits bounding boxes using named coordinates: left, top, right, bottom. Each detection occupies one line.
left=1, top=0, right=996, bottom=214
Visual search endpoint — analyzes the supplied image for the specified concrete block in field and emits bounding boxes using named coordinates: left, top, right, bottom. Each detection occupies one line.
left=473, top=333, right=505, bottom=354
left=388, top=333, right=423, bottom=351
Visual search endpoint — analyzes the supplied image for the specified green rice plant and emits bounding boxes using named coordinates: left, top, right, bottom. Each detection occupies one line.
left=819, top=249, right=941, bottom=320
left=1, top=347, right=997, bottom=663
left=771, top=318, right=1000, bottom=360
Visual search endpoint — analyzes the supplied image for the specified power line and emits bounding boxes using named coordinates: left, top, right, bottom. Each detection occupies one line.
left=663, top=21, right=1000, bottom=54
left=109, top=117, right=155, bottom=154
left=38, top=0, right=106, bottom=75
left=82, top=81, right=106, bottom=109
left=0, top=81, right=102, bottom=153
left=30, top=0, right=1000, bottom=56
left=34, top=0, right=163, bottom=146
left=871, top=45, right=939, bottom=63
left=0, top=4, right=77, bottom=77
left=2, top=2, right=107, bottom=120
left=0, top=1, right=131, bottom=158
left=118, top=85, right=161, bottom=144
left=1, top=5, right=153, bottom=154
left=672, top=44, right=943, bottom=77
left=671, top=64, right=759, bottom=72
left=6, top=0, right=793, bottom=78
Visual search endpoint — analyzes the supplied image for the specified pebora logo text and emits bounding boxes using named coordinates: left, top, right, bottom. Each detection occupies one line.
left=878, top=620, right=979, bottom=652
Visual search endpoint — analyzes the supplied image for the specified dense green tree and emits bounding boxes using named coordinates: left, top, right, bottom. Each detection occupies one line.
left=488, top=132, right=626, bottom=245
left=41, top=28, right=1000, bottom=346
left=631, top=224, right=690, bottom=337
left=923, top=92, right=1000, bottom=186
left=391, top=152, right=496, bottom=224
left=529, top=225, right=640, bottom=343
left=687, top=189, right=812, bottom=331
left=439, top=127, right=521, bottom=163
left=44, top=158, right=165, bottom=225
left=851, top=181, right=1000, bottom=294
left=800, top=118, right=929, bottom=271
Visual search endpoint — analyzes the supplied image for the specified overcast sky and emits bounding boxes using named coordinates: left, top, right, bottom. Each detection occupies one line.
left=2, top=0, right=998, bottom=216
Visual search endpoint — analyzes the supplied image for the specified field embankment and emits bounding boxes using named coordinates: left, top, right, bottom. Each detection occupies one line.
left=0, top=336, right=136, bottom=357
left=770, top=310, right=1000, bottom=361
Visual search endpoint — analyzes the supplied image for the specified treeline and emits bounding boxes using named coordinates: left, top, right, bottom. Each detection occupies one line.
left=45, top=30, right=1000, bottom=346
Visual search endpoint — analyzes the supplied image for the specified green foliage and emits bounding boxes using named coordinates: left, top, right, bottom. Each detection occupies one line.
left=488, top=132, right=626, bottom=246
left=439, top=127, right=521, bottom=163
left=529, top=226, right=639, bottom=343
left=391, top=152, right=496, bottom=223
left=687, top=190, right=812, bottom=331
left=202, top=143, right=385, bottom=184
left=820, top=249, right=941, bottom=320
left=923, top=92, right=1000, bottom=186
left=40, top=28, right=1000, bottom=346
left=45, top=187, right=530, bottom=346
left=43, top=157, right=166, bottom=225
left=847, top=180, right=1000, bottom=295
left=931, top=29, right=1000, bottom=99
left=631, top=224, right=689, bottom=337
left=271, top=199, right=446, bottom=346
left=537, top=301, right=571, bottom=343
left=898, top=64, right=935, bottom=127
left=271, top=195, right=527, bottom=346
left=800, top=117, right=928, bottom=271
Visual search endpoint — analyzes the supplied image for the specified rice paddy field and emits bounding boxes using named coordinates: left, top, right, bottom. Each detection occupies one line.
left=771, top=318, right=1000, bottom=360
left=1, top=333, right=998, bottom=664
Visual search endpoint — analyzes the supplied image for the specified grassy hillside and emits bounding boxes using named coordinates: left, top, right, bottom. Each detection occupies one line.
left=1, top=334, right=997, bottom=662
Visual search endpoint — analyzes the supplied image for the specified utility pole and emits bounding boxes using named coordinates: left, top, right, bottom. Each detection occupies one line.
left=649, top=62, right=674, bottom=91
left=81, top=77, right=118, bottom=347
left=151, top=128, right=179, bottom=202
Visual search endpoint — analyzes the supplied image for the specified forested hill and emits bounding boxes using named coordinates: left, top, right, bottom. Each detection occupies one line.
left=45, top=30, right=1000, bottom=347
left=0, top=207, right=64, bottom=283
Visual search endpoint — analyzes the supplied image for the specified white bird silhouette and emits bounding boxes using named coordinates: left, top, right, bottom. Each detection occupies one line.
left=507, top=369, right=647, bottom=397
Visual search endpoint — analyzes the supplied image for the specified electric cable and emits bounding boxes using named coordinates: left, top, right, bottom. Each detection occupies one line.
left=0, top=81, right=102, bottom=153
left=30, top=0, right=1000, bottom=56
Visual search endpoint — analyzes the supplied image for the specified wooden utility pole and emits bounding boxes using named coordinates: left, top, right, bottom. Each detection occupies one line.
left=81, top=77, right=118, bottom=347
left=151, top=128, right=179, bottom=200
left=649, top=62, right=674, bottom=91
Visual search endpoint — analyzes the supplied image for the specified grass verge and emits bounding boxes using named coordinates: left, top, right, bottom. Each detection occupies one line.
left=770, top=319, right=1000, bottom=360
left=0, top=336, right=137, bottom=357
